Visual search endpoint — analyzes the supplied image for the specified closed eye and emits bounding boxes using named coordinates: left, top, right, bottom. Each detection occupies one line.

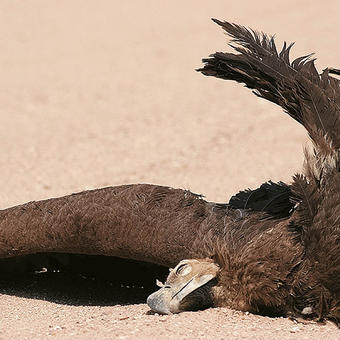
left=176, top=263, right=192, bottom=276
left=176, top=264, right=187, bottom=274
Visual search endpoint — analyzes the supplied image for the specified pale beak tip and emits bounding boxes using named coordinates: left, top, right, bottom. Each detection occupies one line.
left=146, top=289, right=172, bottom=315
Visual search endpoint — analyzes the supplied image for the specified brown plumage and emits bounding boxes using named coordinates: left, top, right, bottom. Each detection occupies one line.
left=197, top=19, right=340, bottom=323
left=0, top=20, right=339, bottom=325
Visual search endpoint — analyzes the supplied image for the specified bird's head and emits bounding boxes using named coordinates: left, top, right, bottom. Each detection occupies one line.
left=147, top=258, right=219, bottom=314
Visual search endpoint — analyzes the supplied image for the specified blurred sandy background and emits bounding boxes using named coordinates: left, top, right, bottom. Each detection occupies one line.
left=0, top=1, right=339, bottom=339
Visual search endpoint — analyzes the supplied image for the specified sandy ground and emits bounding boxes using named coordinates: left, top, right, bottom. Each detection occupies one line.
left=0, top=0, right=340, bottom=339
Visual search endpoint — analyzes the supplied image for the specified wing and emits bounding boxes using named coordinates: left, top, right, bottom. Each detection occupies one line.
left=0, top=184, right=228, bottom=268
left=198, top=19, right=340, bottom=185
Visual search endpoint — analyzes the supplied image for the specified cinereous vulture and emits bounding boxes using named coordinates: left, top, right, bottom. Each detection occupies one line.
left=0, top=20, right=339, bottom=325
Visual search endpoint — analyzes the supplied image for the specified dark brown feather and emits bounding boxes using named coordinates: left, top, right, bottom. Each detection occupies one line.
left=229, top=181, right=293, bottom=219
left=329, top=68, right=340, bottom=76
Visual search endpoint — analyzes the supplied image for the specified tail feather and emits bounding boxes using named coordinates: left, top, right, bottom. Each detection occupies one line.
left=198, top=19, right=340, bottom=184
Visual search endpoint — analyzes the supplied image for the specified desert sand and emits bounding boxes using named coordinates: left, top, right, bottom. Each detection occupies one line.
left=0, top=1, right=339, bottom=339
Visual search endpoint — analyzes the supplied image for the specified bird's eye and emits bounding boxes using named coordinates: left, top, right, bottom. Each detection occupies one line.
left=176, top=263, right=192, bottom=276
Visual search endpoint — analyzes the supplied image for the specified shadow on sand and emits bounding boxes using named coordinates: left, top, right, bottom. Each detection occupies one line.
left=0, top=254, right=168, bottom=307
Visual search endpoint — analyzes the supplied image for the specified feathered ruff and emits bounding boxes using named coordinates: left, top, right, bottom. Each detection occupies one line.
left=199, top=210, right=303, bottom=316
left=197, top=19, right=340, bottom=185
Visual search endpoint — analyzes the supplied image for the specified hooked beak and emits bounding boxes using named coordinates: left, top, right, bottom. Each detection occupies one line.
left=147, top=259, right=219, bottom=314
